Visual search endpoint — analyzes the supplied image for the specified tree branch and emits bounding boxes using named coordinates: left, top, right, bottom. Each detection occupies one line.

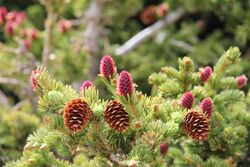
left=83, top=0, right=104, bottom=81
left=115, top=8, right=185, bottom=56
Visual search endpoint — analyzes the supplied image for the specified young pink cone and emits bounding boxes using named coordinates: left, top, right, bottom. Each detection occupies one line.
left=23, top=40, right=31, bottom=50
left=117, top=70, right=134, bottom=97
left=236, top=75, right=248, bottom=88
left=200, top=97, right=213, bottom=118
left=200, top=66, right=212, bottom=83
left=81, top=80, right=94, bottom=92
left=30, top=70, right=41, bottom=90
left=160, top=141, right=168, bottom=154
left=100, top=55, right=116, bottom=79
left=58, top=20, right=72, bottom=33
left=4, top=21, right=15, bottom=36
left=179, top=92, right=194, bottom=109
left=15, top=12, right=26, bottom=25
left=6, top=11, right=17, bottom=21
left=0, top=7, right=7, bottom=25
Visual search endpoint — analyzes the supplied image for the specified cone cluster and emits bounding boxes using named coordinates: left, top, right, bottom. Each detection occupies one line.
left=63, top=98, right=92, bottom=132
left=104, top=100, right=130, bottom=132
left=184, top=111, right=210, bottom=141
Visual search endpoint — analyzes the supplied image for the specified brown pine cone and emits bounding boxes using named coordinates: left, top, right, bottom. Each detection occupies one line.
left=140, top=5, right=158, bottom=25
left=104, top=100, right=130, bottom=132
left=184, top=110, right=210, bottom=140
left=63, top=98, right=92, bottom=132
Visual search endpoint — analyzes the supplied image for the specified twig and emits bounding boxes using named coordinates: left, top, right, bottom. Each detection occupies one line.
left=69, top=18, right=86, bottom=26
left=169, top=39, right=194, bottom=52
left=115, top=8, right=185, bottom=56
left=0, top=77, right=26, bottom=87
left=0, top=90, right=9, bottom=106
left=42, top=1, right=58, bottom=66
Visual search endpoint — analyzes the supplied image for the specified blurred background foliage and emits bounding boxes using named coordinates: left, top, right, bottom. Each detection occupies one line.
left=0, top=0, right=250, bottom=164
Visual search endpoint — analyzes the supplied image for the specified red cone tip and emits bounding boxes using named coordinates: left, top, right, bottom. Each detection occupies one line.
left=117, top=70, right=134, bottom=97
left=81, top=80, right=94, bottom=91
left=30, top=70, right=41, bottom=90
left=160, top=141, right=168, bottom=154
left=180, top=91, right=194, bottom=109
left=200, top=66, right=212, bottom=83
left=0, top=7, right=7, bottom=24
left=100, top=55, right=116, bottom=79
left=236, top=75, right=248, bottom=88
left=200, top=97, right=213, bottom=118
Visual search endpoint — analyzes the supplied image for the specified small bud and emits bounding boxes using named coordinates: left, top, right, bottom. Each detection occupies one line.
left=140, top=5, right=157, bottom=25
left=200, top=97, right=213, bottom=118
left=179, top=92, right=194, bottom=109
left=117, top=70, right=134, bottom=98
left=15, top=11, right=26, bottom=25
left=0, top=7, right=7, bottom=25
left=6, top=11, right=17, bottom=21
left=4, top=21, right=16, bottom=35
left=58, top=20, right=72, bottom=33
left=100, top=55, right=116, bottom=79
left=200, top=66, right=213, bottom=83
left=40, top=143, right=48, bottom=150
left=81, top=80, right=94, bottom=92
left=30, top=70, right=41, bottom=90
left=29, top=28, right=38, bottom=40
left=111, top=78, right=117, bottom=86
left=23, top=40, right=31, bottom=50
left=236, top=75, right=248, bottom=88
left=160, top=141, right=168, bottom=154
left=136, top=92, right=142, bottom=100
left=153, top=105, right=160, bottom=112
left=24, top=143, right=32, bottom=150
left=28, top=159, right=36, bottom=164
left=128, top=160, right=138, bottom=167
left=156, top=3, right=168, bottom=17
left=134, top=121, right=142, bottom=129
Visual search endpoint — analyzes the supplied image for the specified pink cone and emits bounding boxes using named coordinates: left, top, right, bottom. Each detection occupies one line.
left=200, top=66, right=212, bottom=83
left=200, top=97, right=213, bottom=118
left=100, top=55, right=116, bottom=79
left=4, top=21, right=15, bottom=35
left=117, top=70, right=134, bottom=97
left=180, top=92, right=194, bottom=109
left=236, top=75, right=248, bottom=88
left=81, top=80, right=94, bottom=92
left=160, top=141, right=168, bottom=154
left=30, top=70, right=41, bottom=90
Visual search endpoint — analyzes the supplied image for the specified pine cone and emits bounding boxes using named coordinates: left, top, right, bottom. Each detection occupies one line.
left=81, top=80, right=94, bottom=92
left=236, top=75, right=248, bottom=88
left=64, top=98, right=92, bottom=132
left=199, top=66, right=213, bottom=83
left=160, top=141, right=168, bottom=154
left=179, top=92, right=194, bottom=109
left=104, top=100, right=130, bottom=132
left=100, top=55, right=116, bottom=79
left=184, top=111, right=210, bottom=140
left=117, top=70, right=134, bottom=98
left=200, top=97, right=213, bottom=118
left=140, top=5, right=157, bottom=25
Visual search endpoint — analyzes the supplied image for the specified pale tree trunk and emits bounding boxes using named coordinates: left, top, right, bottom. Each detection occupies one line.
left=83, top=0, right=103, bottom=81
